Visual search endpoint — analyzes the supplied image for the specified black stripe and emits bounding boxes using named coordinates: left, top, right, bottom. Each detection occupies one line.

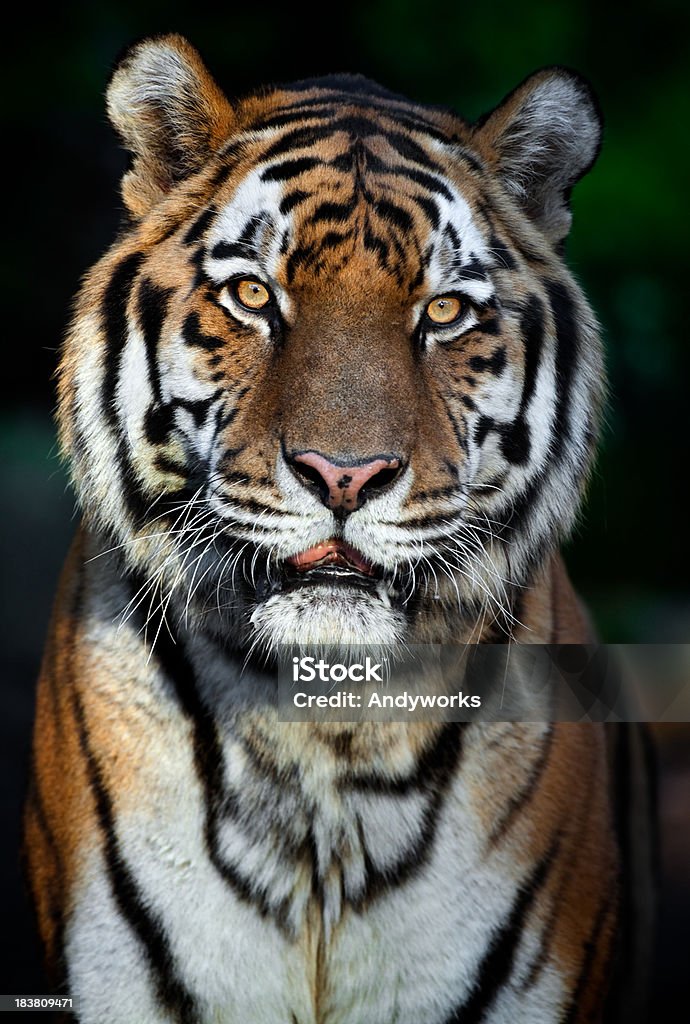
left=261, top=124, right=333, bottom=161
left=330, top=150, right=359, bottom=174
left=488, top=726, right=554, bottom=845
left=545, top=279, right=578, bottom=462
left=452, top=147, right=485, bottom=175
left=397, top=166, right=455, bottom=202
left=154, top=454, right=187, bottom=477
left=472, top=317, right=501, bottom=336
left=382, top=220, right=411, bottom=279
left=237, top=213, right=267, bottom=248
left=175, top=395, right=221, bottom=428
left=23, top=773, right=66, bottom=978
left=308, top=199, right=356, bottom=225
left=498, top=418, right=531, bottom=466
left=468, top=347, right=506, bottom=376
left=438, top=393, right=468, bottom=453
left=285, top=242, right=315, bottom=283
left=483, top=295, right=546, bottom=467
left=181, top=311, right=225, bottom=351
left=292, top=113, right=364, bottom=143
left=444, top=223, right=461, bottom=251
left=212, top=489, right=287, bottom=521
left=473, top=409, right=533, bottom=468
left=210, top=240, right=256, bottom=262
left=411, top=482, right=461, bottom=502
left=375, top=198, right=413, bottom=233
left=256, top=106, right=336, bottom=131
left=494, top=472, right=541, bottom=538
left=488, top=232, right=518, bottom=271
left=285, top=230, right=351, bottom=282
left=261, top=157, right=321, bottom=182
left=393, top=505, right=479, bottom=531
left=144, top=403, right=176, bottom=445
left=383, top=129, right=444, bottom=170
left=477, top=197, right=549, bottom=266
left=183, top=206, right=216, bottom=247
left=279, top=189, right=311, bottom=215
left=217, top=389, right=250, bottom=432
left=457, top=254, right=488, bottom=283
left=316, top=229, right=350, bottom=252
left=350, top=723, right=464, bottom=905
left=393, top=112, right=453, bottom=144
left=445, top=833, right=561, bottom=1024
left=518, top=294, right=546, bottom=416
left=363, top=223, right=390, bottom=270
left=412, top=193, right=440, bottom=229
left=71, top=686, right=198, bottom=1023
left=562, top=891, right=615, bottom=1024
left=347, top=723, right=462, bottom=796
left=217, top=469, right=251, bottom=486
left=474, top=415, right=494, bottom=448
left=137, top=279, right=174, bottom=406
left=101, top=252, right=145, bottom=428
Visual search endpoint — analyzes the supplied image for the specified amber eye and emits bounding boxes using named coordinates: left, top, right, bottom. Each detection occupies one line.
left=426, top=296, right=463, bottom=325
left=233, top=278, right=272, bottom=310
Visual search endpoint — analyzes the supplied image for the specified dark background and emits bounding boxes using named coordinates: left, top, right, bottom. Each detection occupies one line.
left=1, top=0, right=688, bottom=1018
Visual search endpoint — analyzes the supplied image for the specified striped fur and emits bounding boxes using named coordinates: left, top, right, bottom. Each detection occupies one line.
left=25, top=36, right=654, bottom=1023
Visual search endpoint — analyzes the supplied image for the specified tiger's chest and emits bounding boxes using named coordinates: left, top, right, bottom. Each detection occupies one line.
left=66, top=719, right=565, bottom=1024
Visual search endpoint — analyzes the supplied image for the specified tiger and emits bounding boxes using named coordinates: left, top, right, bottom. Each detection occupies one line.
left=24, top=33, right=656, bottom=1024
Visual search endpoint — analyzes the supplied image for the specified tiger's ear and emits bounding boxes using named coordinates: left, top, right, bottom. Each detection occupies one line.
left=107, top=34, right=235, bottom=217
left=472, top=68, right=602, bottom=244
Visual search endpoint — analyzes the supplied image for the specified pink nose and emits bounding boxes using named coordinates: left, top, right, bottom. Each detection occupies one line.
left=290, top=451, right=403, bottom=512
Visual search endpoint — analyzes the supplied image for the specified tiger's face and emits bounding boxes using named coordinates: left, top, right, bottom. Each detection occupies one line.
left=59, top=36, right=604, bottom=652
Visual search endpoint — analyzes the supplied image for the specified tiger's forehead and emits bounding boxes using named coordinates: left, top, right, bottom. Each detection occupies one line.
left=198, top=93, right=496, bottom=305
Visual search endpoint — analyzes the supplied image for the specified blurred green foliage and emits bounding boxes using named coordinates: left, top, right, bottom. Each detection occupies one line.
left=3, top=0, right=688, bottom=640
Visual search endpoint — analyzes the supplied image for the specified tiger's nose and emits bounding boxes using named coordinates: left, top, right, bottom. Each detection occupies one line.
left=288, top=451, right=403, bottom=512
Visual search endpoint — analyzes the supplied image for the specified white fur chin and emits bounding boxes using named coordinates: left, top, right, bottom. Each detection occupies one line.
left=249, top=584, right=406, bottom=650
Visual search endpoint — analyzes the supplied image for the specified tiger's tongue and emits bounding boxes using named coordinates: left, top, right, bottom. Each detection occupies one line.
left=286, top=540, right=375, bottom=576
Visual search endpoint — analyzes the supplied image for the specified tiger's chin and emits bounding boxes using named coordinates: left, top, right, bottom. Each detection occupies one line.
left=248, top=582, right=408, bottom=651
left=245, top=539, right=409, bottom=651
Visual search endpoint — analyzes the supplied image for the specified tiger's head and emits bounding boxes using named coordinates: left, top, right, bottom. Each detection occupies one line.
left=59, top=35, right=604, bottom=652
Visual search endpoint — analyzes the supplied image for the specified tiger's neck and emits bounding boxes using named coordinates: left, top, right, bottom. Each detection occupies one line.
left=54, top=528, right=592, bottom=938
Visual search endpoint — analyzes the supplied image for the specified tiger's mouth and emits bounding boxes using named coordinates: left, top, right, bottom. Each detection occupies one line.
left=282, top=539, right=384, bottom=593
left=254, top=538, right=399, bottom=601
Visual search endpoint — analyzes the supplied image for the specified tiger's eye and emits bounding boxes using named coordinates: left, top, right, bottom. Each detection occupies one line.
left=426, top=296, right=462, bottom=325
left=234, top=279, right=271, bottom=310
